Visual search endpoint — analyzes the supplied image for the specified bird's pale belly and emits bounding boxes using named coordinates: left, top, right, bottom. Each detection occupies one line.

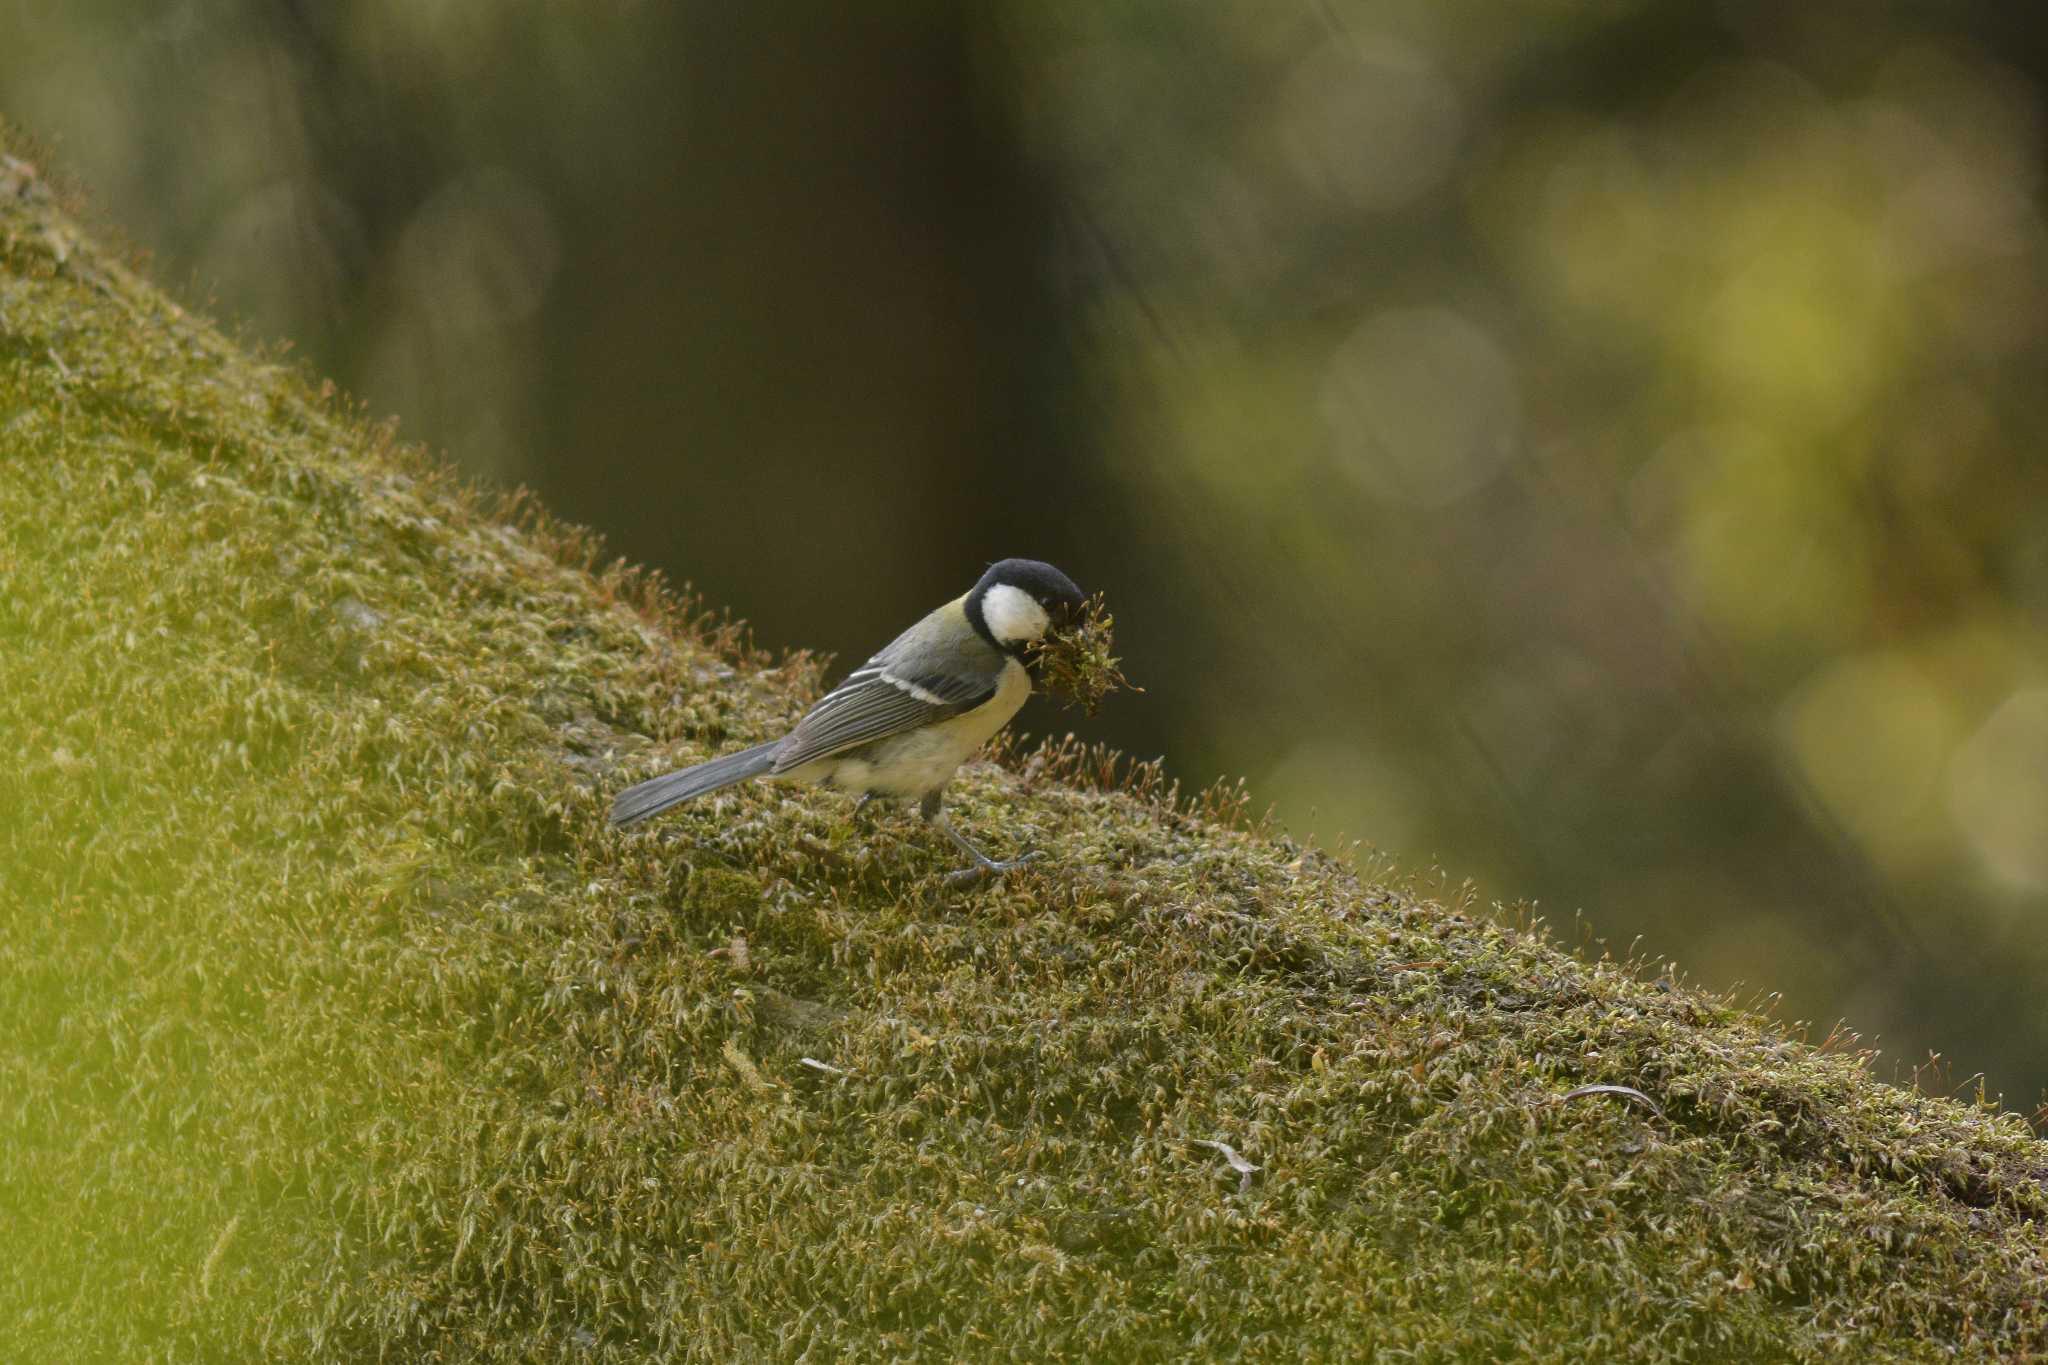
left=780, top=659, right=1030, bottom=800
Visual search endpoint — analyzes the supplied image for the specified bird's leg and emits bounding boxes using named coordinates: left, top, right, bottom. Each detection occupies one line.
left=921, top=792, right=1041, bottom=884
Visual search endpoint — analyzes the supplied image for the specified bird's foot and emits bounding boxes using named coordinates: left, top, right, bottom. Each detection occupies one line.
left=928, top=807, right=1043, bottom=885
left=943, top=848, right=1045, bottom=886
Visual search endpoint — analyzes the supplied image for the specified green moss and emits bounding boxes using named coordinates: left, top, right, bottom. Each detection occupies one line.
left=3, top=135, right=2046, bottom=1361
left=1026, top=593, right=1138, bottom=715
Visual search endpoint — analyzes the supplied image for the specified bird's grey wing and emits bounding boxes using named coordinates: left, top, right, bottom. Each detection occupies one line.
left=770, top=609, right=1006, bottom=774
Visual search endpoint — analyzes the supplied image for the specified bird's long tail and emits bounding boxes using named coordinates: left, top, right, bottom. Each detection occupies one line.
left=610, top=740, right=780, bottom=827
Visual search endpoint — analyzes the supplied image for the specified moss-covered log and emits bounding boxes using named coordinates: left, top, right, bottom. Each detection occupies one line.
left=4, top=139, right=2046, bottom=1362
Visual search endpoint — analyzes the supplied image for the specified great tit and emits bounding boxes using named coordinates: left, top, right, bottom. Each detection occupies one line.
left=611, top=558, right=1087, bottom=880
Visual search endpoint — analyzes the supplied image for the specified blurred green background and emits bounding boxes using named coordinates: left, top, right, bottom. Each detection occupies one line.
left=9, top=2, right=2047, bottom=1107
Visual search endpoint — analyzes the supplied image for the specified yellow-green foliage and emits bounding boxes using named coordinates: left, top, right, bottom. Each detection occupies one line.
left=4, top=140, right=2047, bottom=1363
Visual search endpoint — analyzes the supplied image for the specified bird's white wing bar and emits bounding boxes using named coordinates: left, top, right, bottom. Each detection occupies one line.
left=879, top=670, right=947, bottom=705
left=770, top=668, right=998, bottom=774
left=803, top=666, right=943, bottom=710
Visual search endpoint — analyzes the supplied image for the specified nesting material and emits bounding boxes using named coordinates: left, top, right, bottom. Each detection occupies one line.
left=1028, top=593, right=1140, bottom=714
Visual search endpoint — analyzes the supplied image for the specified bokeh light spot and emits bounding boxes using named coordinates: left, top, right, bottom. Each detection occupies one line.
left=1779, top=653, right=1954, bottom=858
left=1670, top=425, right=1871, bottom=650
left=1277, top=35, right=1462, bottom=212
left=1320, top=307, right=1519, bottom=507
left=1947, top=689, right=2048, bottom=890
left=200, top=181, right=367, bottom=335
left=397, top=167, right=560, bottom=331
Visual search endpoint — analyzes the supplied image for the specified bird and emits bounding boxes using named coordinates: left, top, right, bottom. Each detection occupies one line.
left=611, top=558, right=1088, bottom=880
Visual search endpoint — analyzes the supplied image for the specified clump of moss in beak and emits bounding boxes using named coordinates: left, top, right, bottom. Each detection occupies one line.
left=1028, top=593, right=1140, bottom=714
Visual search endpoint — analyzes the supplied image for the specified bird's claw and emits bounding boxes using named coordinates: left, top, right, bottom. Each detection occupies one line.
left=943, top=848, right=1045, bottom=886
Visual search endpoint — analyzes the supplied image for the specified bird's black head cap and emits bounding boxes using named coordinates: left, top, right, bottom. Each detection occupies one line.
left=966, top=558, right=1086, bottom=654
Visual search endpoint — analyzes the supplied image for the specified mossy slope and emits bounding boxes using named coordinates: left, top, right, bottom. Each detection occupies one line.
left=3, top=141, right=2045, bottom=1363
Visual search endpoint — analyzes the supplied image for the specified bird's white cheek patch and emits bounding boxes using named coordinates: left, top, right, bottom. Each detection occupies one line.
left=982, top=583, right=1050, bottom=645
